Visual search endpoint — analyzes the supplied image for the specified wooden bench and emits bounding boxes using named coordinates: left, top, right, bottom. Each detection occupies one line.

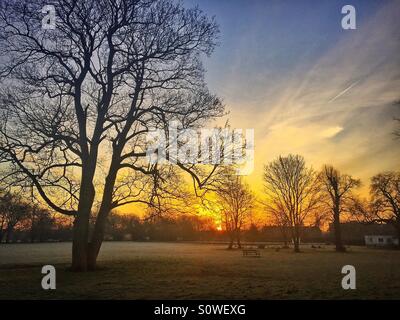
left=242, top=248, right=261, bottom=257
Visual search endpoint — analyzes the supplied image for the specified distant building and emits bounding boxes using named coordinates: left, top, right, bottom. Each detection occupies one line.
left=365, top=235, right=399, bottom=247
left=328, top=221, right=398, bottom=245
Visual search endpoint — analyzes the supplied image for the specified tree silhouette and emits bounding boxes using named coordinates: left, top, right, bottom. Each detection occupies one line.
left=318, top=165, right=360, bottom=252
left=370, top=172, right=400, bottom=248
left=263, top=154, right=320, bottom=252
left=0, top=192, right=29, bottom=242
left=214, top=173, right=254, bottom=249
left=0, top=0, right=223, bottom=271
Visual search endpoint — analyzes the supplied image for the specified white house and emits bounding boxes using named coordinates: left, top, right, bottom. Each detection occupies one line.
left=364, top=235, right=399, bottom=247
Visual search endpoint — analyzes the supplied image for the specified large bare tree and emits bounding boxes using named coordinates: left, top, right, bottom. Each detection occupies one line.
left=263, top=154, right=320, bottom=252
left=0, top=0, right=224, bottom=271
left=318, top=165, right=360, bottom=252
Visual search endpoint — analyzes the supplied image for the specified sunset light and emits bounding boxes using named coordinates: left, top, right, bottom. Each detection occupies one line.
left=0, top=0, right=399, bottom=311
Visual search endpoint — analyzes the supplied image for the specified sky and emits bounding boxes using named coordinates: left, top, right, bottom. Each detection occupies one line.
left=184, top=0, right=400, bottom=196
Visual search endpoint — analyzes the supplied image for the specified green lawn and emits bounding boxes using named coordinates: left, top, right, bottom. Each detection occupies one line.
left=0, top=242, right=399, bottom=299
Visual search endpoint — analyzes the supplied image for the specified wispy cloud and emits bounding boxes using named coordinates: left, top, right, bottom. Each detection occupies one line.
left=328, top=80, right=360, bottom=103
left=320, top=126, right=343, bottom=138
left=203, top=0, right=400, bottom=194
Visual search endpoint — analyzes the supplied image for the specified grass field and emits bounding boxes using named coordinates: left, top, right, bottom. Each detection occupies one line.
left=0, top=242, right=399, bottom=299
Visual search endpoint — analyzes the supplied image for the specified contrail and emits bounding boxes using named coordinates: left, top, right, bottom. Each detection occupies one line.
left=328, top=80, right=360, bottom=103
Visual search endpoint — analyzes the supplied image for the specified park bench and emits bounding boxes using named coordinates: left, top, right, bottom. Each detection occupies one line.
left=242, top=248, right=261, bottom=257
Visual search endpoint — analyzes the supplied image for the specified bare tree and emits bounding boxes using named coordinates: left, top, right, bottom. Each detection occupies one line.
left=0, top=0, right=224, bottom=270
left=318, top=165, right=360, bottom=252
left=0, top=192, right=29, bottom=242
left=25, top=203, right=54, bottom=243
left=263, top=154, right=320, bottom=252
left=368, top=172, right=400, bottom=248
left=207, top=170, right=254, bottom=249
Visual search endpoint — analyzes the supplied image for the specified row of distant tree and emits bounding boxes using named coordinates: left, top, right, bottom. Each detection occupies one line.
left=206, top=158, right=400, bottom=252
left=0, top=198, right=346, bottom=245
left=0, top=193, right=73, bottom=243
left=1, top=160, right=399, bottom=251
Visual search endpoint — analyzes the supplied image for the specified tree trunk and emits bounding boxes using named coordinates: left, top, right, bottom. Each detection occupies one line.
left=71, top=177, right=95, bottom=272
left=333, top=208, right=346, bottom=252
left=71, top=212, right=90, bottom=271
left=6, top=225, right=15, bottom=243
left=281, top=226, right=289, bottom=247
left=227, top=232, right=234, bottom=249
left=87, top=167, right=118, bottom=270
left=5, top=226, right=13, bottom=243
left=293, top=239, right=300, bottom=252
left=236, top=229, right=242, bottom=249
left=70, top=150, right=100, bottom=271
left=293, top=225, right=300, bottom=252
left=87, top=213, right=108, bottom=271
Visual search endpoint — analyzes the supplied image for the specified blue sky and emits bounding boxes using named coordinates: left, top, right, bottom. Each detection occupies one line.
left=184, top=0, right=400, bottom=194
left=186, top=0, right=390, bottom=99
